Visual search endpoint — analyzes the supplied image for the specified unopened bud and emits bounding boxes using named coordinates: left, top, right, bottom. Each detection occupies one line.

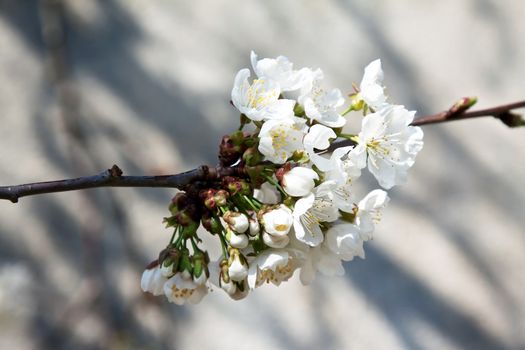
left=228, top=249, right=248, bottom=282
left=248, top=216, right=260, bottom=236
left=202, top=214, right=222, bottom=234
left=226, top=228, right=249, bottom=249
left=214, top=190, right=229, bottom=207
left=243, top=147, right=263, bottom=166
left=179, top=249, right=193, bottom=278
left=223, top=211, right=249, bottom=233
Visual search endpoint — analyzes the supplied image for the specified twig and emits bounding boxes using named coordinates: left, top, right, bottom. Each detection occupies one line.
left=410, top=99, right=525, bottom=126
left=0, top=165, right=242, bottom=203
left=1, top=99, right=523, bottom=203
left=326, top=98, right=525, bottom=152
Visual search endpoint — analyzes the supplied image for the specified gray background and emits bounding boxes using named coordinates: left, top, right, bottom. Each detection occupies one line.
left=0, top=1, right=524, bottom=349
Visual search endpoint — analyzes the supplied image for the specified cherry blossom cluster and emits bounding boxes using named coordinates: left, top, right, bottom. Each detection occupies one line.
left=141, top=52, right=424, bottom=305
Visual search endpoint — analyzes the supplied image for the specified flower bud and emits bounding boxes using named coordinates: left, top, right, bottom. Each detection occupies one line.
left=201, top=214, right=222, bottom=234
left=228, top=249, right=248, bottom=282
left=223, top=211, right=249, bottom=233
left=179, top=249, right=193, bottom=279
left=262, top=231, right=290, bottom=248
left=172, top=192, right=190, bottom=211
left=248, top=216, right=260, bottom=236
left=219, top=135, right=242, bottom=166
left=280, top=166, right=319, bottom=197
left=214, top=190, right=229, bottom=207
left=192, top=251, right=209, bottom=285
left=226, top=229, right=249, bottom=249
left=242, top=147, right=263, bottom=166
left=223, top=176, right=250, bottom=196
left=141, top=264, right=167, bottom=296
left=219, top=260, right=236, bottom=295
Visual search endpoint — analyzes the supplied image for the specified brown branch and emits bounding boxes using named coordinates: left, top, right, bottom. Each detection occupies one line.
left=410, top=99, right=525, bottom=126
left=1, top=99, right=523, bottom=203
left=0, top=164, right=242, bottom=203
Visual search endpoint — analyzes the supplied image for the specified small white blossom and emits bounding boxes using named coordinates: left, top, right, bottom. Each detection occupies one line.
left=299, top=70, right=346, bottom=128
left=258, top=117, right=307, bottom=164
left=281, top=166, right=319, bottom=197
left=261, top=204, right=293, bottom=248
left=231, top=68, right=295, bottom=121
left=250, top=51, right=313, bottom=92
left=359, top=59, right=387, bottom=110
left=299, top=245, right=345, bottom=285
left=293, top=192, right=338, bottom=247
left=351, top=105, right=424, bottom=189
left=303, top=124, right=337, bottom=170
left=325, top=222, right=365, bottom=261
left=315, top=180, right=356, bottom=213
left=141, top=265, right=167, bottom=296
left=262, top=204, right=293, bottom=236
left=355, top=189, right=389, bottom=240
left=164, top=273, right=208, bottom=305
left=247, top=249, right=302, bottom=289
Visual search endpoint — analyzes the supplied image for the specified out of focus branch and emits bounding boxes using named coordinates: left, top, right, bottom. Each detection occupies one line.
left=0, top=99, right=523, bottom=203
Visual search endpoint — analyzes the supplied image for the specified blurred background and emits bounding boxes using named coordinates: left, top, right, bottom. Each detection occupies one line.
left=0, top=0, right=524, bottom=349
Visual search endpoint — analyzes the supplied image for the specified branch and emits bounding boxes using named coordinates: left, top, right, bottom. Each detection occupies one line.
left=1, top=99, right=523, bottom=203
left=0, top=165, right=242, bottom=203
left=410, top=99, right=525, bottom=126
left=326, top=98, right=525, bottom=152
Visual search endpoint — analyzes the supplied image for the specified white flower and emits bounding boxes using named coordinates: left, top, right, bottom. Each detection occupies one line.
left=299, top=245, right=345, bottom=285
left=258, top=117, right=307, bottom=164
left=141, top=265, right=167, bottom=296
left=359, top=59, right=387, bottom=110
left=253, top=181, right=281, bottom=204
left=293, top=192, right=338, bottom=247
left=325, top=222, right=365, bottom=261
left=303, top=124, right=337, bottom=171
left=299, top=70, right=346, bottom=128
left=281, top=166, right=319, bottom=197
left=223, top=211, right=249, bottom=233
left=163, top=273, right=208, bottom=305
left=315, top=180, right=356, bottom=213
left=262, top=204, right=293, bottom=248
left=354, top=189, right=389, bottom=241
left=231, top=68, right=295, bottom=121
left=262, top=204, right=293, bottom=236
left=351, top=105, right=424, bottom=189
left=250, top=51, right=313, bottom=92
left=246, top=249, right=302, bottom=289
